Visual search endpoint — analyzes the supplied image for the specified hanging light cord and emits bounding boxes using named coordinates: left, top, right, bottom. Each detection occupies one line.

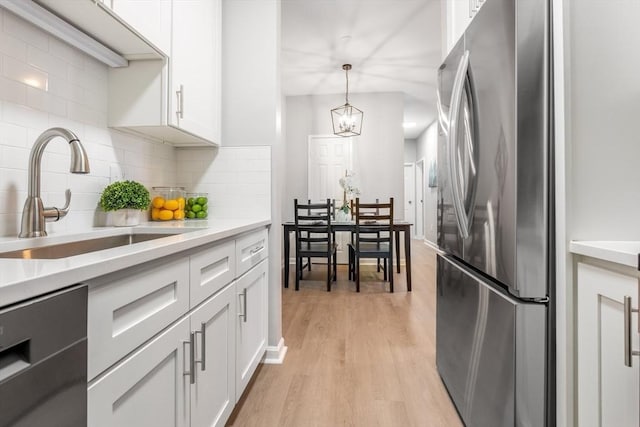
left=344, top=66, right=350, bottom=104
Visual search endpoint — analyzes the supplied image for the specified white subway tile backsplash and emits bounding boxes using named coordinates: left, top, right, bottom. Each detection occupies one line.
left=26, top=86, right=67, bottom=117
left=0, top=75, right=27, bottom=105
left=48, top=75, right=84, bottom=104
left=0, top=145, right=28, bottom=169
left=0, top=121, right=28, bottom=147
left=2, top=54, right=48, bottom=91
left=3, top=103, right=48, bottom=130
left=27, top=45, right=67, bottom=79
left=48, top=37, right=83, bottom=68
left=3, top=10, right=48, bottom=52
left=0, top=32, right=26, bottom=61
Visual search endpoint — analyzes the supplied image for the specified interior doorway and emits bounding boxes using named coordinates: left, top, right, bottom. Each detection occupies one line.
left=308, top=135, right=353, bottom=263
left=415, top=159, right=425, bottom=239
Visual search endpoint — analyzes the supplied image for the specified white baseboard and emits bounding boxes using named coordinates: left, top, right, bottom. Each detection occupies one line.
left=262, top=337, right=288, bottom=364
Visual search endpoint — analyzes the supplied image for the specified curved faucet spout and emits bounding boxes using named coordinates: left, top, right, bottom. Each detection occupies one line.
left=20, top=127, right=91, bottom=238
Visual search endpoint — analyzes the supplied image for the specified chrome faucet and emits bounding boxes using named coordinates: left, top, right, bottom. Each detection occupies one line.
left=19, top=128, right=90, bottom=238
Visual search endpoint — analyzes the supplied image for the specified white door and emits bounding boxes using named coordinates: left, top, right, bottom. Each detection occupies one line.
left=88, top=316, right=190, bottom=427
left=404, top=163, right=415, bottom=235
left=171, top=0, right=221, bottom=142
left=190, top=282, right=236, bottom=427
left=578, top=262, right=640, bottom=427
left=415, top=159, right=425, bottom=239
left=308, top=135, right=353, bottom=263
left=236, top=260, right=268, bottom=402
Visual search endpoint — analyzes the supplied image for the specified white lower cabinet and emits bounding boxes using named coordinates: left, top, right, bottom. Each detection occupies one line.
left=577, top=261, right=640, bottom=427
left=189, top=282, right=236, bottom=427
left=235, top=259, right=268, bottom=402
left=88, top=315, right=190, bottom=427
left=87, top=227, right=269, bottom=427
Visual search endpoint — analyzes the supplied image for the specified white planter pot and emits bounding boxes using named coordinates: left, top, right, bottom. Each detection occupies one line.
left=111, top=209, right=141, bottom=227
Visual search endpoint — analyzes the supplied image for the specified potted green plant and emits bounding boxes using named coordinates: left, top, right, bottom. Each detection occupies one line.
left=99, top=180, right=151, bottom=226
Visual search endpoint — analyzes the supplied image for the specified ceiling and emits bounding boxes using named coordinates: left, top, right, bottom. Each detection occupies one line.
left=281, top=0, right=443, bottom=139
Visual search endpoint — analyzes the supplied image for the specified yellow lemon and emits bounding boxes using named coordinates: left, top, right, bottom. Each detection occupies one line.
left=152, top=196, right=165, bottom=209
left=164, top=199, right=179, bottom=211
left=151, top=208, right=161, bottom=220
left=173, top=210, right=185, bottom=220
left=178, top=197, right=185, bottom=210
left=159, top=209, right=174, bottom=220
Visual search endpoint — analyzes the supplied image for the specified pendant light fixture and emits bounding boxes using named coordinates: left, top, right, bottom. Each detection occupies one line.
left=331, top=64, right=363, bottom=137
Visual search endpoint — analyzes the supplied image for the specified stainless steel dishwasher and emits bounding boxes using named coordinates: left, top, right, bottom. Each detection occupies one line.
left=0, top=285, right=87, bottom=427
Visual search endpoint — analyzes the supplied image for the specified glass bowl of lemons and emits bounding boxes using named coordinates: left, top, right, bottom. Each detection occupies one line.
left=150, top=187, right=186, bottom=221
left=185, top=193, right=209, bottom=219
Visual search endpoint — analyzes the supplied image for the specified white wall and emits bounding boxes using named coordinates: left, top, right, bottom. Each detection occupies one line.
left=404, top=138, right=417, bottom=163
left=221, top=0, right=283, bottom=355
left=284, top=92, right=405, bottom=220
left=416, top=121, right=438, bottom=244
left=568, top=1, right=640, bottom=241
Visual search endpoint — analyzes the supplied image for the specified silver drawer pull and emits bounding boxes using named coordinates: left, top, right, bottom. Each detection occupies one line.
left=623, top=296, right=640, bottom=367
left=249, top=245, right=264, bottom=255
left=238, top=288, right=247, bottom=323
left=183, top=334, right=195, bottom=384
left=194, top=322, right=206, bottom=371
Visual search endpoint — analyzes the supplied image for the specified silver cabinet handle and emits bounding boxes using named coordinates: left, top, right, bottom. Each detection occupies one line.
left=194, top=322, right=206, bottom=371
left=623, top=296, right=640, bottom=367
left=250, top=245, right=264, bottom=255
left=176, top=84, right=184, bottom=119
left=182, top=334, right=195, bottom=384
left=238, top=288, right=247, bottom=323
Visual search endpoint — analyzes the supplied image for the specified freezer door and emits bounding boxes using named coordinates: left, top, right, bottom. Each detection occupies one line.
left=436, top=254, right=546, bottom=427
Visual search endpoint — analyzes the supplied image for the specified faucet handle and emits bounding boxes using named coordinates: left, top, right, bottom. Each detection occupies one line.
left=44, top=189, right=72, bottom=222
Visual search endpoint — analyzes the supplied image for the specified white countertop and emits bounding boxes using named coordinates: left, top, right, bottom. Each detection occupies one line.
left=569, top=240, right=640, bottom=268
left=0, top=218, right=270, bottom=307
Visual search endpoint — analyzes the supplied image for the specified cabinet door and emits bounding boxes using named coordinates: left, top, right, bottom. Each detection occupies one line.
left=109, top=0, right=172, bottom=55
left=190, top=239, right=236, bottom=307
left=578, top=262, right=640, bottom=427
left=235, top=259, right=268, bottom=402
left=88, top=316, right=190, bottom=427
left=171, top=0, right=221, bottom=143
left=189, top=282, right=236, bottom=427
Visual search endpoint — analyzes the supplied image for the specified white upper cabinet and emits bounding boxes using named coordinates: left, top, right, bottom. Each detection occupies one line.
left=106, top=0, right=172, bottom=56
left=445, top=0, right=486, bottom=54
left=108, top=0, right=221, bottom=146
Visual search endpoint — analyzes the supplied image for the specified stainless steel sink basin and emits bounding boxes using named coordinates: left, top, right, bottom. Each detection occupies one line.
left=0, top=233, right=178, bottom=259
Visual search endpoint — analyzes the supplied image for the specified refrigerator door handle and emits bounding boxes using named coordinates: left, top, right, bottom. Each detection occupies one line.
left=448, top=50, right=472, bottom=239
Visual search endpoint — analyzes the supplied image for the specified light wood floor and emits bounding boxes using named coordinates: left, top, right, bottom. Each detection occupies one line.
left=227, top=241, right=463, bottom=427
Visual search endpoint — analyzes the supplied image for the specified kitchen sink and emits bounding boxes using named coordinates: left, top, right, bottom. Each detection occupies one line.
left=0, top=233, right=180, bottom=259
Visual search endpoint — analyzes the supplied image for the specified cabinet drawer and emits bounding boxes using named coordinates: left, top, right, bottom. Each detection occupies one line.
left=87, top=257, right=190, bottom=380
left=190, top=239, right=236, bottom=307
left=235, top=228, right=268, bottom=277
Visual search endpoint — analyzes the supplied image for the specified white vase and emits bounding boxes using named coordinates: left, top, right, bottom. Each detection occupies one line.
left=335, top=210, right=350, bottom=222
left=111, top=209, right=141, bottom=227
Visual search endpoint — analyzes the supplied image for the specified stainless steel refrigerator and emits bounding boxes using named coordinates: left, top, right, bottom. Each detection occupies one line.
left=435, top=0, right=553, bottom=425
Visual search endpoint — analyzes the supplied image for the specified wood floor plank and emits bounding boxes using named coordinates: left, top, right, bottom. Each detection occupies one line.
left=227, top=241, right=462, bottom=427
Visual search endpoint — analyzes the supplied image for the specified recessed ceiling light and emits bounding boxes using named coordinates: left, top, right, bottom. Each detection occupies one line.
left=402, top=122, right=417, bottom=128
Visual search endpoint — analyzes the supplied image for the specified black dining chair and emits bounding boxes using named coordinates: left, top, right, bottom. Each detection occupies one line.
left=348, top=198, right=394, bottom=292
left=294, top=199, right=337, bottom=291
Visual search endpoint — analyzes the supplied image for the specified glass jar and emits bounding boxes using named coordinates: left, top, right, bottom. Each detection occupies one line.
left=150, top=187, right=186, bottom=221
left=185, top=192, right=209, bottom=219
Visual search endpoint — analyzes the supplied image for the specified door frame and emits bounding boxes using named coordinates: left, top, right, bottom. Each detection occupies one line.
left=415, top=158, right=425, bottom=239
left=404, top=162, right=416, bottom=236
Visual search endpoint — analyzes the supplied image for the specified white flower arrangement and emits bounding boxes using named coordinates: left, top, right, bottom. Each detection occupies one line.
left=338, top=171, right=361, bottom=213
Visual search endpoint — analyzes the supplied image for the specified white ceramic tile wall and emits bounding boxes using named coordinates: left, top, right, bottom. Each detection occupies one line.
left=176, top=146, right=271, bottom=219
left=0, top=9, right=271, bottom=237
left=0, top=9, right=177, bottom=237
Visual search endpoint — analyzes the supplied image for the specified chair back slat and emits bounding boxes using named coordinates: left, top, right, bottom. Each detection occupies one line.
left=354, top=198, right=394, bottom=253
left=294, top=198, right=332, bottom=255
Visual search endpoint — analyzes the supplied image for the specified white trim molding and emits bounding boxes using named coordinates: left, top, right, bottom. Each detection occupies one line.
left=262, top=337, right=288, bottom=364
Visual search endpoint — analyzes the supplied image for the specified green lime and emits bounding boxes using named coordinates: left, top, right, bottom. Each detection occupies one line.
left=196, top=211, right=207, bottom=219
left=191, top=204, right=202, bottom=213
left=187, top=197, right=195, bottom=206
left=186, top=211, right=196, bottom=219
left=201, top=204, right=208, bottom=212
left=196, top=196, right=207, bottom=205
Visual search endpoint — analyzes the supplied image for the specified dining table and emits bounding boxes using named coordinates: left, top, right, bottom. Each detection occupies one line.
left=281, top=221, right=413, bottom=291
